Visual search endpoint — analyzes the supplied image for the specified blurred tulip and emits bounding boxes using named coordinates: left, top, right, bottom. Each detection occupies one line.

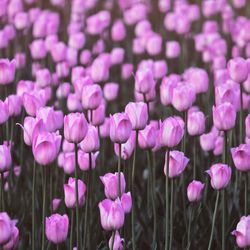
left=231, top=144, right=250, bottom=172
left=187, top=180, right=205, bottom=202
left=0, top=59, right=16, bottom=85
left=79, top=125, right=99, bottom=153
left=0, top=145, right=12, bottom=173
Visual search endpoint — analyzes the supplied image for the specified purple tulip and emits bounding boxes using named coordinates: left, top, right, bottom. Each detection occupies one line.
left=45, top=214, right=69, bottom=244
left=187, top=180, right=205, bottom=202
left=98, top=198, right=125, bottom=231
left=206, top=163, right=232, bottom=190
left=231, top=144, right=250, bottom=172
left=164, top=150, right=189, bottom=178
left=64, top=112, right=88, bottom=143
left=64, top=177, right=86, bottom=208
left=100, top=172, right=126, bottom=200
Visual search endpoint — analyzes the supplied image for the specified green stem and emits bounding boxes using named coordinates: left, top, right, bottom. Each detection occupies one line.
left=208, top=191, right=220, bottom=250
left=165, top=149, right=170, bottom=250
left=42, top=167, right=47, bottom=250
left=222, top=189, right=225, bottom=250
left=240, top=84, right=244, bottom=144
left=32, top=160, right=36, bottom=250
left=110, top=231, right=115, bottom=250
left=118, top=143, right=122, bottom=197
left=187, top=205, right=194, bottom=250
left=147, top=150, right=156, bottom=248
left=70, top=209, right=74, bottom=250
left=132, top=130, right=138, bottom=250
left=0, top=172, right=4, bottom=211
left=83, top=154, right=92, bottom=249
left=245, top=173, right=248, bottom=215
left=193, top=137, right=196, bottom=179
left=74, top=143, right=80, bottom=250
left=169, top=178, right=174, bottom=250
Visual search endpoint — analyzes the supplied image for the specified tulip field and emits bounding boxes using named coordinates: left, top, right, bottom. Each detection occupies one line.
left=1, top=0, right=250, bottom=249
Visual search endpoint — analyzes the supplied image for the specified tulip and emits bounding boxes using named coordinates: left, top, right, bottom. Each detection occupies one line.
left=68, top=32, right=85, bottom=50
left=100, top=173, right=126, bottom=200
left=0, top=100, right=9, bottom=124
left=114, top=131, right=136, bottom=160
left=2, top=224, right=19, bottom=250
left=111, top=48, right=125, bottom=65
left=45, top=214, right=69, bottom=244
left=206, top=163, right=231, bottom=190
left=64, top=177, right=86, bottom=208
left=135, top=68, right=154, bottom=94
left=213, top=136, right=224, bottom=156
left=111, top=20, right=126, bottom=42
left=81, top=84, right=103, bottom=110
left=0, top=145, right=12, bottom=173
left=29, top=39, right=47, bottom=60
left=227, top=57, right=248, bottom=83
left=51, top=42, right=67, bottom=63
left=159, top=116, right=184, bottom=148
left=187, top=110, right=205, bottom=136
left=109, top=231, right=124, bottom=250
left=0, top=212, right=12, bottom=245
left=212, top=103, right=236, bottom=131
left=64, top=113, right=88, bottom=143
left=110, top=113, right=132, bottom=144
left=90, top=57, right=109, bottom=82
left=32, top=131, right=61, bottom=165
left=172, top=84, right=196, bottom=112
left=246, top=114, right=250, bottom=138
left=100, top=118, right=110, bottom=138
left=78, top=151, right=98, bottom=171
left=62, top=140, right=74, bottom=153
left=62, top=152, right=75, bottom=175
left=88, top=102, right=105, bottom=126
left=5, top=95, right=22, bottom=117
left=165, top=41, right=181, bottom=59
left=103, top=83, right=119, bottom=102
left=187, top=180, right=205, bottom=202
left=122, top=63, right=133, bottom=80
left=232, top=215, right=250, bottom=248
left=52, top=199, right=61, bottom=212
left=164, top=150, right=189, bottom=178
left=121, top=192, right=132, bottom=214
left=79, top=125, right=100, bottom=153
left=22, top=92, right=44, bottom=117
left=138, top=124, right=156, bottom=149
left=98, top=198, right=125, bottom=231
left=0, top=59, right=16, bottom=85
left=36, top=69, right=51, bottom=88
left=231, top=144, right=250, bottom=171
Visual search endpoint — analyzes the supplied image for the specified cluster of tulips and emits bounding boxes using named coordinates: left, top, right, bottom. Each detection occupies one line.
left=1, top=0, right=250, bottom=249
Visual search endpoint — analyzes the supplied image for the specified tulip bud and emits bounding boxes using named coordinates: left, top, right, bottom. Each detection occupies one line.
left=212, top=103, right=236, bottom=131
left=79, top=125, right=100, bottom=153
left=110, top=113, right=132, bottom=144
left=64, top=177, right=86, bottom=208
left=64, top=113, right=88, bottom=143
left=187, top=180, right=205, bottom=202
left=45, top=214, right=69, bottom=244
left=159, top=116, right=184, bottom=148
left=98, top=198, right=125, bottom=231
left=206, top=163, right=231, bottom=190
left=164, top=150, right=189, bottom=178
left=231, top=144, right=250, bottom=172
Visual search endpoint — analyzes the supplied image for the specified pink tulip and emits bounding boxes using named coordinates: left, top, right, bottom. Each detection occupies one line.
left=135, top=68, right=154, bottom=94
left=213, top=135, right=224, bottom=156
left=232, top=215, right=250, bottom=248
left=206, top=163, right=232, bottom=190
left=51, top=42, right=67, bottom=63
left=4, top=95, right=22, bottom=117
left=246, top=115, right=250, bottom=138
left=164, top=150, right=189, bottom=178
left=100, top=118, right=110, bottom=138
left=22, top=92, right=44, bottom=117
left=187, top=180, right=205, bottom=202
left=0, top=101, right=9, bottom=124
left=110, top=113, right=132, bottom=144
left=111, top=48, right=125, bottom=65
left=187, top=110, right=205, bottom=136
left=172, top=83, right=196, bottom=112
left=114, top=131, right=136, bottom=160
left=29, top=39, right=47, bottom=60
left=125, top=102, right=148, bottom=130
left=100, top=172, right=126, bottom=200
left=36, top=69, right=51, bottom=88
left=64, top=177, right=86, bottom=208
left=231, top=144, right=250, bottom=172
left=64, top=113, right=88, bottom=143
left=213, top=103, right=236, bottom=131
left=227, top=57, right=248, bottom=83
left=56, top=61, right=70, bottom=78
left=67, top=94, right=82, bottom=112
left=81, top=84, right=103, bottom=110
left=2, top=223, right=19, bottom=250
left=45, top=214, right=69, bottom=244
left=111, top=20, right=126, bottom=42
left=78, top=150, right=98, bottom=171
left=98, top=198, right=125, bottom=231
left=122, top=63, right=133, bottom=80
left=159, top=116, right=184, bottom=148
left=153, top=60, right=167, bottom=79
left=88, top=102, right=105, bottom=126
left=32, top=131, right=61, bottom=165
left=138, top=124, right=156, bottom=149
left=0, top=59, right=16, bottom=85
left=103, top=83, right=119, bottom=102
left=108, top=231, right=124, bottom=250
left=0, top=212, right=12, bottom=245
left=165, top=41, right=180, bottom=59
left=62, top=152, right=75, bottom=175
left=14, top=52, right=26, bottom=69
left=80, top=50, right=92, bottom=65
left=0, top=145, right=12, bottom=173
left=79, top=125, right=100, bottom=153
left=68, top=32, right=85, bottom=50
left=52, top=198, right=61, bottom=212
left=121, top=192, right=132, bottom=214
